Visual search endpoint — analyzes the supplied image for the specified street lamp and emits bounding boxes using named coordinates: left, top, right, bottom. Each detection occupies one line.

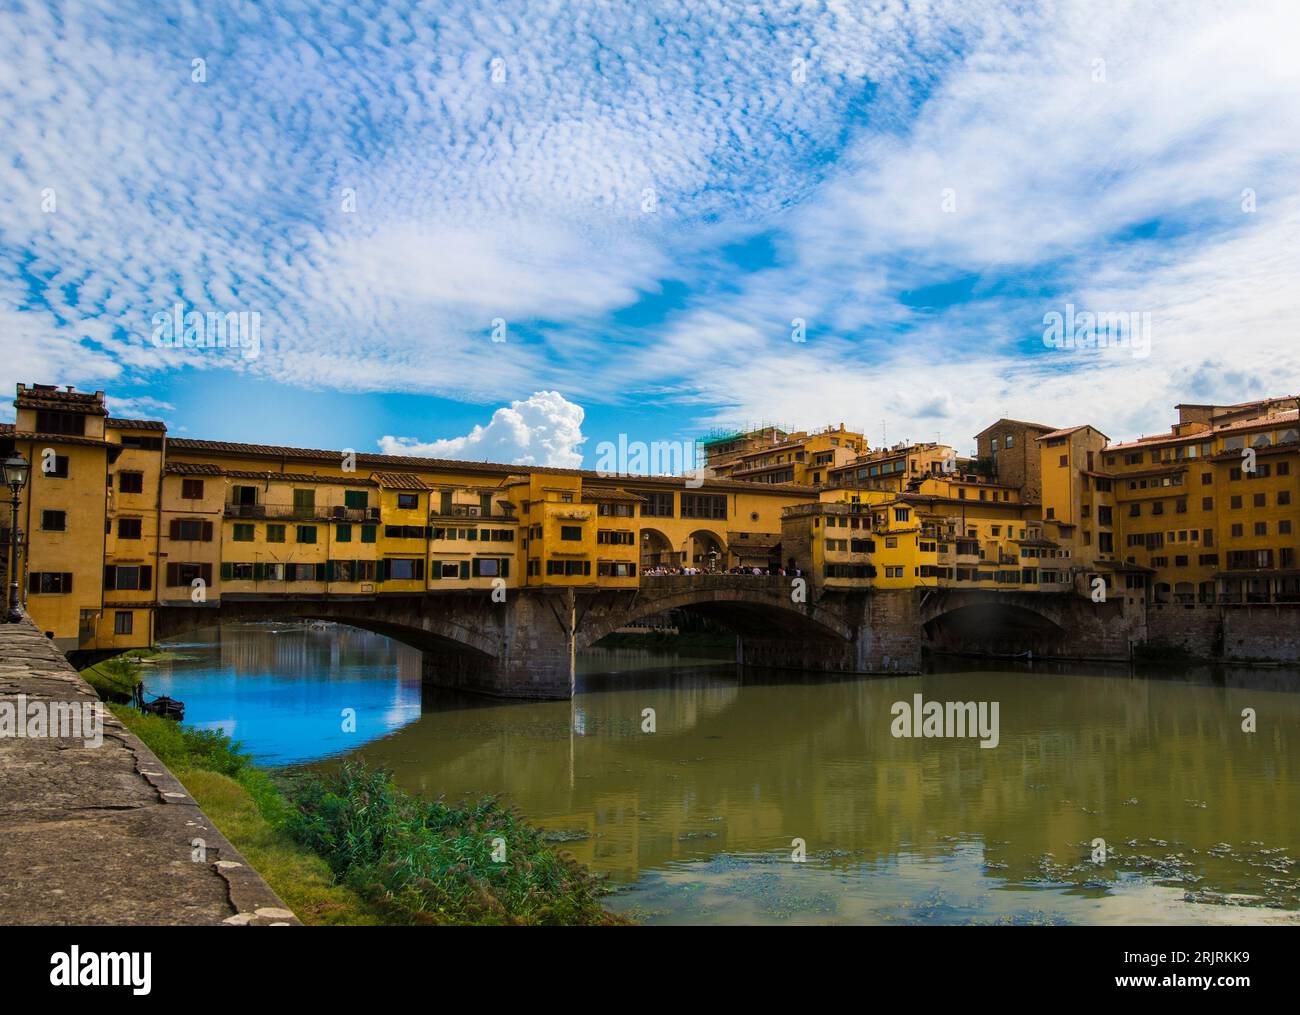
left=4, top=453, right=30, bottom=623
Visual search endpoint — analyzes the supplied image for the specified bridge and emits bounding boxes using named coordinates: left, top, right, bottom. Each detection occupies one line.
left=152, top=577, right=1141, bottom=699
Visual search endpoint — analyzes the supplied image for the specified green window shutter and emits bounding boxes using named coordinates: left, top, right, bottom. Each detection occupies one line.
left=429, top=560, right=440, bottom=580
left=103, top=565, right=116, bottom=590
left=361, top=524, right=376, bottom=543
left=459, top=560, right=470, bottom=580
left=377, top=559, right=388, bottom=581
left=253, top=563, right=264, bottom=581
left=471, top=558, right=481, bottom=577
left=220, top=563, right=233, bottom=581
left=414, top=559, right=424, bottom=580
left=500, top=558, right=509, bottom=578
left=316, top=563, right=327, bottom=581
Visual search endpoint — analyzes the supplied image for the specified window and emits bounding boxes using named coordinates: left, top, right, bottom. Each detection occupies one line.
left=297, top=525, right=317, bottom=544
left=41, top=510, right=66, bottom=531
left=116, top=517, right=142, bottom=539
left=560, top=525, right=583, bottom=541
left=597, top=562, right=636, bottom=577
left=169, top=519, right=213, bottom=541
left=1253, top=493, right=1266, bottom=508
left=1280, top=491, right=1292, bottom=506
left=29, top=572, right=73, bottom=594
left=266, top=524, right=286, bottom=543
left=230, top=485, right=257, bottom=506
left=1230, top=495, right=1242, bottom=509
left=165, top=563, right=212, bottom=587
left=681, top=494, right=727, bottom=519
left=894, top=508, right=910, bottom=522
left=384, top=558, right=425, bottom=581
left=35, top=410, right=86, bottom=435
left=181, top=479, right=205, bottom=499
left=103, top=565, right=151, bottom=591
left=1254, top=522, right=1267, bottom=536
left=344, top=490, right=368, bottom=509
left=397, top=493, right=419, bottom=510
left=114, top=611, right=133, bottom=636
left=336, top=523, right=352, bottom=542
left=118, top=471, right=143, bottom=493
left=232, top=523, right=254, bottom=542
left=361, top=524, right=377, bottom=543
left=597, top=502, right=636, bottom=517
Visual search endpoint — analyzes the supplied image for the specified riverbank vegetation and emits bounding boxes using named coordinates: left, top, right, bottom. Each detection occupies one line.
left=99, top=664, right=624, bottom=925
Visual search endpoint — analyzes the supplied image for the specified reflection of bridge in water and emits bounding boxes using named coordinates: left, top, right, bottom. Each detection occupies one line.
left=156, top=576, right=1142, bottom=700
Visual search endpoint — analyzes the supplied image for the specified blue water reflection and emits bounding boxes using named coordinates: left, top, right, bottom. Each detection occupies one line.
left=149, top=623, right=423, bottom=765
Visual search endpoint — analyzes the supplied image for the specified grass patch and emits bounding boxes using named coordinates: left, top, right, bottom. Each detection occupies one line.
left=109, top=705, right=625, bottom=926
left=288, top=763, right=628, bottom=926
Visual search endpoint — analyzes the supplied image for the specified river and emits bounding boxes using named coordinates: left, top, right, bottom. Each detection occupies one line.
left=146, top=623, right=1300, bottom=925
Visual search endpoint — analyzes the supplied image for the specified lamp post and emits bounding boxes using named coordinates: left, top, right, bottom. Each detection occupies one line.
left=4, top=453, right=30, bottom=623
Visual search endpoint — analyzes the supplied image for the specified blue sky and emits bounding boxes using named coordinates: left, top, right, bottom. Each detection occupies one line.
left=2, top=0, right=1299, bottom=465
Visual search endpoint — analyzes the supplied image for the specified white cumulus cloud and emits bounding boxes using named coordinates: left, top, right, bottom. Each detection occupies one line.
left=378, top=390, right=586, bottom=467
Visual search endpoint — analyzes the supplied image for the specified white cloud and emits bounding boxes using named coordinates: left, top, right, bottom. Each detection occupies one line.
left=378, top=390, right=586, bottom=467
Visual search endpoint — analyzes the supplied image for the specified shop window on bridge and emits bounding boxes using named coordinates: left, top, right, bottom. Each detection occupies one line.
left=28, top=572, right=73, bottom=594
left=382, top=558, right=425, bottom=581
left=165, top=563, right=211, bottom=587
left=634, top=491, right=676, bottom=514
left=472, top=557, right=509, bottom=578
left=104, top=565, right=151, bottom=591
left=682, top=494, right=727, bottom=519
left=35, top=409, right=86, bottom=436
left=169, top=519, right=213, bottom=542
left=597, top=502, right=635, bottom=517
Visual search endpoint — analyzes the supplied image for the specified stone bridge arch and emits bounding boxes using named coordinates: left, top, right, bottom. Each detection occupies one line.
left=574, top=576, right=855, bottom=650
left=918, top=588, right=1137, bottom=661
left=155, top=596, right=502, bottom=659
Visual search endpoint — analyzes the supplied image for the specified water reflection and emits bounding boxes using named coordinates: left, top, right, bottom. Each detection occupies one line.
left=150, top=623, right=423, bottom=765
left=153, top=627, right=1300, bottom=924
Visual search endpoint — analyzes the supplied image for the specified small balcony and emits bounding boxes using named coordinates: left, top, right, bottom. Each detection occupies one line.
left=429, top=504, right=516, bottom=521
left=224, top=502, right=380, bottom=522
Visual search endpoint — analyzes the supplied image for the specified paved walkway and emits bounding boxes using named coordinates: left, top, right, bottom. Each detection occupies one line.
left=0, top=618, right=298, bottom=925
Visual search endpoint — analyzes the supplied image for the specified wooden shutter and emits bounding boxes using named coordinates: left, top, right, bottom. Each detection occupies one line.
left=316, top=563, right=327, bottom=582
left=201, top=520, right=214, bottom=542
left=429, top=560, right=440, bottom=580
left=103, top=565, right=117, bottom=590
left=139, top=565, right=152, bottom=590
left=166, top=563, right=180, bottom=587
left=500, top=558, right=509, bottom=578
left=220, top=563, right=233, bottom=581
left=414, top=559, right=424, bottom=580
left=200, top=563, right=212, bottom=587
left=169, top=519, right=180, bottom=540
left=459, top=560, right=469, bottom=580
